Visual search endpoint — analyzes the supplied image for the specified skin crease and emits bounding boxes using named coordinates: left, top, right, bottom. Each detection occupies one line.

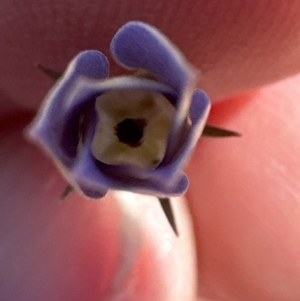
left=1, top=0, right=300, bottom=300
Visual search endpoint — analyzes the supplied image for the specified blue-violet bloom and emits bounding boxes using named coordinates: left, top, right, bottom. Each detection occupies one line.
left=28, top=21, right=211, bottom=199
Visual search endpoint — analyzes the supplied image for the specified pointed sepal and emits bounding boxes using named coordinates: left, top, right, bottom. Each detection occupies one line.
left=202, top=124, right=241, bottom=138
left=158, top=197, right=178, bottom=236
left=60, top=184, right=74, bottom=200
left=37, top=64, right=62, bottom=80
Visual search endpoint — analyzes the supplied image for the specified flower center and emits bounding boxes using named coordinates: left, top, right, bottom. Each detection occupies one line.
left=114, top=118, right=147, bottom=147
left=91, top=89, right=176, bottom=168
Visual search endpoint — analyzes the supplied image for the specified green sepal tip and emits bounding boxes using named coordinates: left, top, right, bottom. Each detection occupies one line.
left=60, top=184, right=74, bottom=200
left=158, top=197, right=178, bottom=236
left=37, top=64, right=62, bottom=80
left=202, top=124, right=241, bottom=138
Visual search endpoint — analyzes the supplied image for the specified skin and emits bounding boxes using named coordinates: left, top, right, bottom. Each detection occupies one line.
left=1, top=0, right=300, bottom=300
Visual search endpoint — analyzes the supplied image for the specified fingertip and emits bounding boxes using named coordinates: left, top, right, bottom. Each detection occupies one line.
left=186, top=74, right=300, bottom=300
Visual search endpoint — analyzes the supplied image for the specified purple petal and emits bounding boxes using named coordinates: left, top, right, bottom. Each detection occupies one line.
left=74, top=158, right=188, bottom=198
left=111, top=21, right=201, bottom=160
left=111, top=21, right=195, bottom=93
left=163, top=89, right=210, bottom=167
left=27, top=50, right=109, bottom=167
left=69, top=120, right=109, bottom=199
left=67, top=50, right=110, bottom=79
left=128, top=171, right=189, bottom=197
left=152, top=89, right=210, bottom=183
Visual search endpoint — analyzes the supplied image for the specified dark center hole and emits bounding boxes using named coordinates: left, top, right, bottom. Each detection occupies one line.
left=114, top=118, right=147, bottom=147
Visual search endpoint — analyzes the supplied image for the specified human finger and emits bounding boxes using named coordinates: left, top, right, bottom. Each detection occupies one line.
left=187, top=74, right=300, bottom=300
left=0, top=115, right=197, bottom=301
left=1, top=0, right=300, bottom=110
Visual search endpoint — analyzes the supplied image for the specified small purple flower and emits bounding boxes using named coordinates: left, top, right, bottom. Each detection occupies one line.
left=28, top=21, right=210, bottom=199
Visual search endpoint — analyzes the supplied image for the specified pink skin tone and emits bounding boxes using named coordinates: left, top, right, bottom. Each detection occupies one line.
left=1, top=0, right=300, bottom=300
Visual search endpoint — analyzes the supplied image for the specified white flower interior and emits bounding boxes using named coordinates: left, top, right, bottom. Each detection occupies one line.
left=91, top=89, right=176, bottom=168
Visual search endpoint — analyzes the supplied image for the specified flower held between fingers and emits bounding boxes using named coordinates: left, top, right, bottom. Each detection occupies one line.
left=27, top=21, right=211, bottom=199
